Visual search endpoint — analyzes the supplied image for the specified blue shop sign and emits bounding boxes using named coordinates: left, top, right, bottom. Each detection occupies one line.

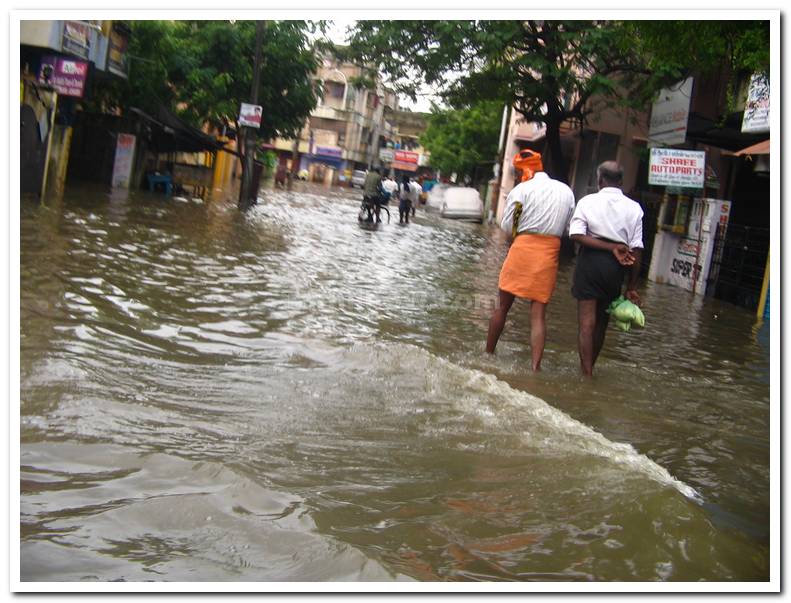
left=315, top=146, right=343, bottom=158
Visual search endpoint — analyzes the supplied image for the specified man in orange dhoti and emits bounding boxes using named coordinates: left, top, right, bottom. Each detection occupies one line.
left=486, top=152, right=575, bottom=371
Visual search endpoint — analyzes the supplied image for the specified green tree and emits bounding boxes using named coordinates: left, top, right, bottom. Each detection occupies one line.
left=346, top=20, right=770, bottom=181
left=622, top=20, right=770, bottom=114
left=172, top=20, right=323, bottom=141
left=347, top=21, right=650, bottom=181
left=86, top=20, right=181, bottom=115
left=92, top=20, right=324, bottom=142
left=419, top=101, right=502, bottom=183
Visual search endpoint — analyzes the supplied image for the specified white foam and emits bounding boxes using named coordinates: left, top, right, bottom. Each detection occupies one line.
left=357, top=341, right=702, bottom=503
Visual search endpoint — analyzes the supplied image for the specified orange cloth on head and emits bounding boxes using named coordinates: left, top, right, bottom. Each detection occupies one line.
left=498, top=233, right=561, bottom=303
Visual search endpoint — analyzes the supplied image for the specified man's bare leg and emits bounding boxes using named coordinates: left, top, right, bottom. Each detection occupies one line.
left=578, top=299, right=598, bottom=376
left=530, top=301, right=547, bottom=372
left=591, top=299, right=610, bottom=368
left=486, top=290, right=515, bottom=354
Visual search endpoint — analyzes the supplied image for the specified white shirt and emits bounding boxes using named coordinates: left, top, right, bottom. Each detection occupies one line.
left=382, top=178, right=398, bottom=195
left=409, top=181, right=421, bottom=204
left=500, top=172, right=575, bottom=238
left=568, top=187, right=644, bottom=249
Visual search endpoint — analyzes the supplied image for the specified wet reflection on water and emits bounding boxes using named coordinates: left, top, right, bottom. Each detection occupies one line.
left=20, top=182, right=770, bottom=581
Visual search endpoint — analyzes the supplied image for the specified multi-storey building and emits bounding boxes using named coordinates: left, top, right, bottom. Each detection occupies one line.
left=273, top=53, right=400, bottom=185
left=384, top=109, right=433, bottom=179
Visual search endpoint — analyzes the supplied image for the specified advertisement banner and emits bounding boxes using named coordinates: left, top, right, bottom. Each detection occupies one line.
left=62, top=20, right=91, bottom=60
left=38, top=56, right=89, bottom=98
left=111, top=133, right=136, bottom=188
left=648, top=77, right=693, bottom=146
left=239, top=103, right=262, bottom=128
left=741, top=73, right=770, bottom=133
left=662, top=199, right=731, bottom=293
left=648, top=148, right=705, bottom=189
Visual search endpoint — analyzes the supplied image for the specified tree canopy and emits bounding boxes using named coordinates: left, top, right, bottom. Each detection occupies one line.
left=346, top=20, right=771, bottom=181
left=419, top=101, right=502, bottom=183
left=92, top=20, right=325, bottom=141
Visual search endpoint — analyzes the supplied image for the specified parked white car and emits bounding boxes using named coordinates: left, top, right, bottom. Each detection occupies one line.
left=350, top=170, right=367, bottom=188
left=426, top=183, right=450, bottom=211
left=440, top=187, right=484, bottom=223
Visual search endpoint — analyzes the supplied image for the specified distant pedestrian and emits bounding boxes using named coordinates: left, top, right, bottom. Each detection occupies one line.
left=486, top=152, right=575, bottom=372
left=382, top=174, right=398, bottom=201
left=398, top=175, right=412, bottom=224
left=569, top=161, right=644, bottom=377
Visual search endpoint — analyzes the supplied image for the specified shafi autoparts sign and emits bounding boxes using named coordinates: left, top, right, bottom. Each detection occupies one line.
left=648, top=148, right=705, bottom=189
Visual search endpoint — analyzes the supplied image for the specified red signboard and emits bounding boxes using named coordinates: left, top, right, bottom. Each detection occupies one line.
left=392, top=150, right=419, bottom=172
left=38, top=55, right=89, bottom=98
left=394, top=150, right=419, bottom=164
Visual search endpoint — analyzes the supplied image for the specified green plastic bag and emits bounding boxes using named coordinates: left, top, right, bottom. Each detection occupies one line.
left=607, top=296, right=645, bottom=330
left=613, top=319, right=631, bottom=332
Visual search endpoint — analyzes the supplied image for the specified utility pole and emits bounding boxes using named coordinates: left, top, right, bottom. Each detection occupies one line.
left=239, top=20, right=265, bottom=210
left=488, top=104, right=510, bottom=223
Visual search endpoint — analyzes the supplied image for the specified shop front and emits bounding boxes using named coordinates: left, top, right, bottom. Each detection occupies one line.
left=301, top=145, right=345, bottom=185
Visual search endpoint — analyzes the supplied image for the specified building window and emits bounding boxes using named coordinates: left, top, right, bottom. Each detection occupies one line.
left=324, top=81, right=345, bottom=100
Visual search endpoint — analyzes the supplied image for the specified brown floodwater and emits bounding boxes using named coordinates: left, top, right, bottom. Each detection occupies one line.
left=19, top=181, right=771, bottom=582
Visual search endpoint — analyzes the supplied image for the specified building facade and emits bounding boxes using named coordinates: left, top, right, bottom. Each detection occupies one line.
left=20, top=20, right=131, bottom=197
left=272, top=53, right=401, bottom=185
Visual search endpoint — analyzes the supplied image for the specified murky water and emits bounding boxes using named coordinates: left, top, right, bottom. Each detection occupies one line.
left=19, top=182, right=770, bottom=582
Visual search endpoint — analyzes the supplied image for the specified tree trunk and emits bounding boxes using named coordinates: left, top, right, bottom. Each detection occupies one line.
left=239, top=21, right=266, bottom=211
left=544, top=116, right=567, bottom=184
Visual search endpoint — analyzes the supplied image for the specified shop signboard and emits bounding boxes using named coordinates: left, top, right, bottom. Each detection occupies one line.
left=648, top=148, right=705, bottom=189
left=111, top=133, right=136, bottom=188
left=379, top=148, right=394, bottom=163
left=315, top=146, right=343, bottom=158
left=392, top=150, right=419, bottom=172
left=648, top=199, right=731, bottom=295
left=238, top=103, right=262, bottom=128
left=38, top=55, right=89, bottom=98
left=741, top=73, right=770, bottom=133
left=62, top=20, right=91, bottom=60
left=107, top=26, right=130, bottom=78
left=648, top=77, right=693, bottom=146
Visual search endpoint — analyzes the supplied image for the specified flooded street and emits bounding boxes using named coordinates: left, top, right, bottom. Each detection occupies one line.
left=19, top=182, right=770, bottom=582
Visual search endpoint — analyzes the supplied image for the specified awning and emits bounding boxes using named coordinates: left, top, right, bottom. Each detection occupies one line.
left=130, top=106, right=226, bottom=153
left=735, top=139, right=770, bottom=156
left=685, top=112, right=766, bottom=152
